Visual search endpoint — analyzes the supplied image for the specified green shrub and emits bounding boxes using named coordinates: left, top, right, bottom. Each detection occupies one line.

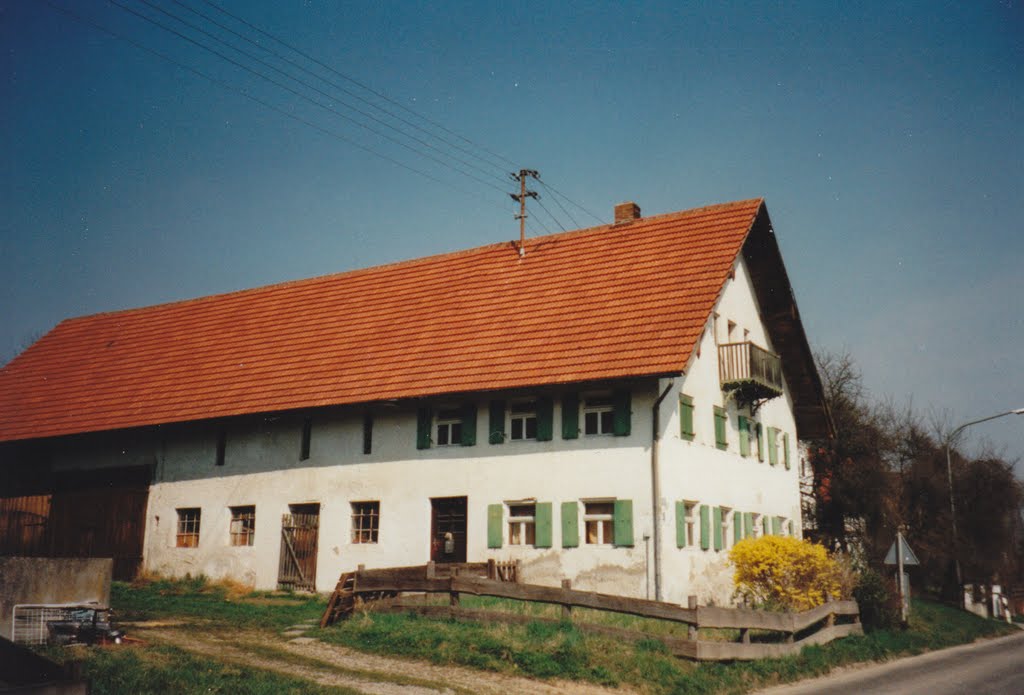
left=853, top=567, right=901, bottom=631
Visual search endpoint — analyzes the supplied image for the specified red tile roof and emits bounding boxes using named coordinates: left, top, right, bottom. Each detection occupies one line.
left=0, top=199, right=766, bottom=442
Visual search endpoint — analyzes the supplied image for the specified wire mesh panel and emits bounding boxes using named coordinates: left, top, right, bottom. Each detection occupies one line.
left=12, top=604, right=101, bottom=645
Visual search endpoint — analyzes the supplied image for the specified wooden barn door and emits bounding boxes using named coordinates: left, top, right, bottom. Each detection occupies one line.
left=278, top=503, right=320, bottom=591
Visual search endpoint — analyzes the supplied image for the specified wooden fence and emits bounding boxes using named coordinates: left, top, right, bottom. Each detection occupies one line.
left=322, top=564, right=862, bottom=661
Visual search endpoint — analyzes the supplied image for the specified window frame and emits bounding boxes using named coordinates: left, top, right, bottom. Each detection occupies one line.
left=583, top=396, right=614, bottom=436
left=507, top=501, right=537, bottom=545
left=583, top=500, right=615, bottom=545
left=176, top=507, right=201, bottom=548
left=435, top=407, right=464, bottom=447
left=508, top=401, right=539, bottom=442
left=350, top=500, right=380, bottom=544
left=684, top=500, right=698, bottom=547
left=229, top=505, right=255, bottom=547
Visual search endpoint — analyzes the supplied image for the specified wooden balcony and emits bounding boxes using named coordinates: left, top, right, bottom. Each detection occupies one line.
left=718, top=341, right=784, bottom=405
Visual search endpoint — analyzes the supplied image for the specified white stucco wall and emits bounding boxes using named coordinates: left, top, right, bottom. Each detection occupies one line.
left=44, top=255, right=808, bottom=607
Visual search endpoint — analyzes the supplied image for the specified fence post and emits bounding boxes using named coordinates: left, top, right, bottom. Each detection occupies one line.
left=426, top=561, right=436, bottom=579
left=515, top=559, right=523, bottom=583
left=561, top=579, right=572, bottom=620
left=688, top=595, right=698, bottom=641
left=740, top=628, right=750, bottom=644
left=825, top=595, right=835, bottom=628
left=487, top=558, right=496, bottom=580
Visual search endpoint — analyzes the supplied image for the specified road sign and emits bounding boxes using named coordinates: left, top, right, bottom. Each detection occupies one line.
left=884, top=534, right=920, bottom=566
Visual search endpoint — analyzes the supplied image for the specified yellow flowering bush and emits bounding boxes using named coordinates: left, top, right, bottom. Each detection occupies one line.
left=729, top=535, right=842, bottom=611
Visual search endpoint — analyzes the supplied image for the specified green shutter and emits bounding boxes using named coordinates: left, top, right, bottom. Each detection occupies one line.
left=487, top=504, right=503, bottom=548
left=676, top=501, right=687, bottom=547
left=488, top=400, right=505, bottom=444
left=536, top=397, right=554, bottom=441
left=787, top=520, right=795, bottom=537
left=768, top=427, right=778, bottom=466
left=713, top=507, right=724, bottom=550
left=783, top=432, right=791, bottom=469
left=744, top=512, right=753, bottom=538
left=739, top=416, right=750, bottom=457
left=613, top=499, right=634, bottom=547
left=460, top=403, right=477, bottom=446
left=763, top=516, right=770, bottom=536
left=416, top=406, right=432, bottom=450
left=679, top=395, right=694, bottom=441
left=714, top=407, right=727, bottom=450
left=561, top=501, right=579, bottom=547
left=756, top=423, right=764, bottom=462
left=733, top=513, right=743, bottom=545
left=772, top=516, right=782, bottom=535
left=612, top=389, right=631, bottom=436
left=562, top=393, right=579, bottom=440
left=700, top=505, right=711, bottom=550
left=535, top=502, right=553, bottom=548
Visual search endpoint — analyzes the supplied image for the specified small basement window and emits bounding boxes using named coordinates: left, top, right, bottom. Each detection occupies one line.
left=583, top=396, right=614, bottom=435
left=351, top=501, right=380, bottom=544
left=435, top=408, right=463, bottom=446
left=176, top=508, right=201, bottom=548
left=509, top=401, right=538, bottom=441
left=229, top=505, right=255, bottom=547
left=584, top=501, right=614, bottom=545
left=507, top=502, right=536, bottom=545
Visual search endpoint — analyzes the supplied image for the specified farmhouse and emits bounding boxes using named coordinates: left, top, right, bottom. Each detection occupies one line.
left=0, top=198, right=831, bottom=604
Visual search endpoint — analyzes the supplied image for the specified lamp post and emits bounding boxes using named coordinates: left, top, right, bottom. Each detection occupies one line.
left=945, top=407, right=1024, bottom=597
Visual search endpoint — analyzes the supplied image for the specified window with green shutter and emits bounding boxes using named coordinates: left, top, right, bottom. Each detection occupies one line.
left=739, top=415, right=750, bottom=457
left=416, top=406, right=432, bottom=449
left=488, top=400, right=506, bottom=444
left=535, top=502, right=553, bottom=547
left=613, top=499, right=634, bottom=547
left=536, top=397, right=554, bottom=441
left=772, top=516, right=783, bottom=535
left=733, top=513, right=743, bottom=545
left=767, top=427, right=778, bottom=466
left=562, top=393, right=580, bottom=439
left=679, top=395, right=695, bottom=441
left=676, top=501, right=687, bottom=547
left=700, top=504, right=711, bottom=550
left=743, top=512, right=754, bottom=538
left=714, top=406, right=728, bottom=450
left=763, top=515, right=770, bottom=536
left=561, top=501, right=579, bottom=547
left=713, top=507, right=724, bottom=550
left=487, top=504, right=503, bottom=548
left=783, top=432, right=791, bottom=469
left=612, top=389, right=631, bottom=436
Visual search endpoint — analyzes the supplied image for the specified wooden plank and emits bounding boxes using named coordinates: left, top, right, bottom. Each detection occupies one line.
left=355, top=574, right=455, bottom=593
left=696, top=605, right=793, bottom=631
left=450, top=576, right=698, bottom=624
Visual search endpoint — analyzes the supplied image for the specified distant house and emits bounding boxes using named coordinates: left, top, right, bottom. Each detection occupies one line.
left=0, top=198, right=831, bottom=604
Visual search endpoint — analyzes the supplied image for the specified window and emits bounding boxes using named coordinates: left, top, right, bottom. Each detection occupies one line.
left=713, top=406, right=728, bottom=450
left=362, top=414, right=373, bottom=455
left=727, top=320, right=737, bottom=342
left=751, top=513, right=762, bottom=538
left=768, top=427, right=779, bottom=465
left=677, top=500, right=698, bottom=547
left=679, top=395, right=695, bottom=441
left=584, top=501, right=614, bottom=545
left=507, top=503, right=536, bottom=545
left=435, top=408, right=463, bottom=446
left=720, top=506, right=733, bottom=549
left=215, top=430, right=226, bottom=466
left=509, top=401, right=538, bottom=441
left=176, top=508, right=201, bottom=548
left=739, top=415, right=751, bottom=457
left=584, top=396, right=614, bottom=435
left=351, top=501, right=379, bottom=543
left=300, top=418, right=312, bottom=461
left=229, top=505, right=255, bottom=547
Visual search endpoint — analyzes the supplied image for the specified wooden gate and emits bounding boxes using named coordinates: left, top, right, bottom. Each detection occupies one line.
left=278, top=505, right=319, bottom=591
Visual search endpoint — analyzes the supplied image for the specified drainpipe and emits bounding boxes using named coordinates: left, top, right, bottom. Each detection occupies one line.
left=651, top=378, right=674, bottom=602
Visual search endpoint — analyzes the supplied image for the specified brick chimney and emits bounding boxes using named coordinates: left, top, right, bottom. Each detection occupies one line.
left=614, top=201, right=641, bottom=224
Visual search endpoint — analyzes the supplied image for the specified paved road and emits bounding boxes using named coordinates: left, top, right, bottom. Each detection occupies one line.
left=754, top=631, right=1024, bottom=695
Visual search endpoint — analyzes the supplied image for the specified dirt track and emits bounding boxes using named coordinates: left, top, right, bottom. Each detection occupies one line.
left=136, top=624, right=631, bottom=695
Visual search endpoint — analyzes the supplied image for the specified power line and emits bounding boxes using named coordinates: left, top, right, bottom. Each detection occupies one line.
left=536, top=179, right=580, bottom=228
left=174, top=0, right=520, bottom=182
left=534, top=196, right=567, bottom=232
left=120, top=0, right=509, bottom=192
left=199, top=0, right=518, bottom=172
left=537, top=180, right=605, bottom=225
left=43, top=1, right=508, bottom=214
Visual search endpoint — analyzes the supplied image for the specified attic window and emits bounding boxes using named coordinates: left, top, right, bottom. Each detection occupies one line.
left=510, top=401, right=538, bottom=441
left=436, top=408, right=463, bottom=446
left=583, top=396, right=614, bottom=435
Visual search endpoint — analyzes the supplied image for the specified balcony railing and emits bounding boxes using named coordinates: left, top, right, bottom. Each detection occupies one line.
left=718, top=341, right=784, bottom=403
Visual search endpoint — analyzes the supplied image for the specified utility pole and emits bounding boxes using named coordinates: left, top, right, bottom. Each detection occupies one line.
left=510, top=169, right=538, bottom=256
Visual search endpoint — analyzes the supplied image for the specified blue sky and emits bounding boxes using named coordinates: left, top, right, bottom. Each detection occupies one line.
left=2, top=1, right=1021, bottom=459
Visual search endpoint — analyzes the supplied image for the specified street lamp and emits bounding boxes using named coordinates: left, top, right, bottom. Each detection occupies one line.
left=945, top=407, right=1024, bottom=596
